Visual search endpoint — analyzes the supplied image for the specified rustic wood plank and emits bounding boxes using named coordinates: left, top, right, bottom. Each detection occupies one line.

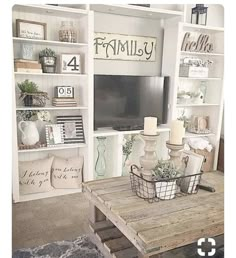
left=104, top=236, right=133, bottom=253
left=85, top=178, right=129, bottom=192
left=145, top=222, right=223, bottom=256
left=89, top=202, right=106, bottom=223
left=99, top=189, right=135, bottom=202
left=97, top=227, right=123, bottom=242
left=118, top=192, right=223, bottom=224
left=128, top=195, right=223, bottom=234
left=90, top=220, right=115, bottom=233
left=88, top=229, right=113, bottom=258
left=113, top=246, right=139, bottom=258
left=95, top=183, right=131, bottom=196
left=141, top=211, right=223, bottom=251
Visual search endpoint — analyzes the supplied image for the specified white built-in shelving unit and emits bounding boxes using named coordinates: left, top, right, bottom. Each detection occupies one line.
left=162, top=22, right=224, bottom=170
left=12, top=4, right=224, bottom=202
left=12, top=4, right=94, bottom=202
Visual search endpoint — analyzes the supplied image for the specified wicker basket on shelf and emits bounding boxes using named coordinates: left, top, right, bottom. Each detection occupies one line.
left=20, top=92, right=49, bottom=107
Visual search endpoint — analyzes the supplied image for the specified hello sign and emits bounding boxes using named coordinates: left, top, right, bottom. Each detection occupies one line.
left=94, top=32, right=156, bottom=61
left=181, top=32, right=214, bottom=53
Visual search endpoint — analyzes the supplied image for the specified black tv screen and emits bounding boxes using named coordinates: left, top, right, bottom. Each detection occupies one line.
left=94, top=75, right=169, bottom=129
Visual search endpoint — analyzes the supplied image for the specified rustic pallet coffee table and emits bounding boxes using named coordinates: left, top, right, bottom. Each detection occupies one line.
left=83, top=172, right=224, bottom=258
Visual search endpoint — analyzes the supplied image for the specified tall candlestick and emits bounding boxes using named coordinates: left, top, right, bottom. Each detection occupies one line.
left=170, top=120, right=185, bottom=145
left=144, top=117, right=157, bottom=135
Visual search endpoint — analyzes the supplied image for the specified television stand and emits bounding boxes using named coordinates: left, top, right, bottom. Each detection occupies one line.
left=113, top=125, right=144, bottom=131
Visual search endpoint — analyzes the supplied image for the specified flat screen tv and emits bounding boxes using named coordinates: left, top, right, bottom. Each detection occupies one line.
left=94, top=75, right=169, bottom=130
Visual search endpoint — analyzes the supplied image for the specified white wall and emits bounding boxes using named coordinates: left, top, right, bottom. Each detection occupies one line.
left=94, top=12, right=164, bottom=76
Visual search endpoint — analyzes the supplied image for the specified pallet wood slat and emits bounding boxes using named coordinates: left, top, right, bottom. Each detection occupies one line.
left=104, top=236, right=134, bottom=253
left=90, top=220, right=115, bottom=233
left=113, top=246, right=139, bottom=258
left=97, top=227, right=123, bottom=242
left=129, top=199, right=223, bottom=234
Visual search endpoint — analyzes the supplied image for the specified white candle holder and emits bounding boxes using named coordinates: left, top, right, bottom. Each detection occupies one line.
left=139, top=132, right=159, bottom=198
left=166, top=141, right=184, bottom=170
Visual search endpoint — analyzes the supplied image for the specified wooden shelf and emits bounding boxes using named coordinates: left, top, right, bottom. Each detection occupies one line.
left=19, top=188, right=82, bottom=202
left=14, top=72, right=87, bottom=77
left=184, top=132, right=215, bottom=138
left=13, top=4, right=88, bottom=17
left=13, top=37, right=88, bottom=47
left=16, top=105, right=88, bottom=111
left=179, top=77, right=222, bottom=81
left=90, top=4, right=183, bottom=20
left=180, top=51, right=224, bottom=57
left=18, top=143, right=87, bottom=153
left=181, top=22, right=224, bottom=33
left=93, top=125, right=170, bottom=137
left=176, top=103, right=220, bottom=108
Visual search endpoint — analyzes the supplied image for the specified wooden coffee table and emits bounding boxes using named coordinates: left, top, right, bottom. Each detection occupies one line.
left=83, top=172, right=224, bottom=258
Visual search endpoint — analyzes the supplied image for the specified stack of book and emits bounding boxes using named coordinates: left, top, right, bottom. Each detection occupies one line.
left=52, top=98, right=78, bottom=107
left=14, top=59, right=42, bottom=73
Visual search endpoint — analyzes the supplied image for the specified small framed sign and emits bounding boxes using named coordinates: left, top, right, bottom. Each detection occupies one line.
left=60, top=54, right=81, bottom=74
left=54, top=86, right=74, bottom=98
left=45, top=124, right=64, bottom=147
left=16, top=19, right=47, bottom=40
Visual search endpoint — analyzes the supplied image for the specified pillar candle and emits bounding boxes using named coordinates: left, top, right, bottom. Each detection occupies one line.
left=170, top=120, right=185, bottom=145
left=144, top=117, right=157, bottom=135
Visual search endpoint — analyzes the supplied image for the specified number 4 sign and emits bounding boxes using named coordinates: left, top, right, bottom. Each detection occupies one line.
left=60, top=54, right=81, bottom=74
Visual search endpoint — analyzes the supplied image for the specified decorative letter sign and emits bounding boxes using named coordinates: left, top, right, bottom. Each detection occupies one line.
left=181, top=32, right=214, bottom=53
left=60, top=54, right=81, bottom=73
left=94, top=32, right=156, bottom=61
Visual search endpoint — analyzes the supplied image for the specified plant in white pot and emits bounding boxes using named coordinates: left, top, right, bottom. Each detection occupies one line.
left=39, top=48, right=57, bottom=73
left=153, top=160, right=180, bottom=200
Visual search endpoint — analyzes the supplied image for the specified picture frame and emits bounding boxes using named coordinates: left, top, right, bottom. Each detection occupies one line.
left=188, top=115, right=211, bottom=134
left=60, top=54, right=81, bottom=74
left=16, top=19, right=47, bottom=40
left=56, top=115, right=85, bottom=144
left=45, top=124, right=64, bottom=147
left=180, top=150, right=204, bottom=193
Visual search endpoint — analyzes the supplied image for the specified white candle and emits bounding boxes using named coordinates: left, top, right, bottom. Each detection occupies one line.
left=144, top=117, right=157, bottom=135
left=170, top=120, right=185, bottom=145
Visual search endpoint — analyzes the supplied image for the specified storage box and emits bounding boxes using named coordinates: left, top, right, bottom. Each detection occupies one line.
left=191, top=148, right=214, bottom=172
left=179, top=65, right=208, bottom=78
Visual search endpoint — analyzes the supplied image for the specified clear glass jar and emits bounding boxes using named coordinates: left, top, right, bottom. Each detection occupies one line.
left=59, top=21, right=77, bottom=43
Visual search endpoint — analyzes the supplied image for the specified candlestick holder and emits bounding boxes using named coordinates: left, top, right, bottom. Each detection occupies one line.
left=166, top=141, right=185, bottom=171
left=139, top=132, right=159, bottom=198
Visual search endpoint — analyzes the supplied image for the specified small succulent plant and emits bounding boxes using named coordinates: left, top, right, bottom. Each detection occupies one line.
left=39, top=48, right=56, bottom=58
left=153, top=160, right=180, bottom=180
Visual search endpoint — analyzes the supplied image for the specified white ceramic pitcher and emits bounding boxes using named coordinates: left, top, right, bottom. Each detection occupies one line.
left=18, top=121, right=39, bottom=145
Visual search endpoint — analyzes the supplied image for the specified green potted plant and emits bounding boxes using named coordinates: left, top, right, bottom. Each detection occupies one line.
left=18, top=79, right=39, bottom=106
left=39, top=48, right=57, bottom=73
left=18, top=79, right=49, bottom=107
left=153, top=160, right=180, bottom=200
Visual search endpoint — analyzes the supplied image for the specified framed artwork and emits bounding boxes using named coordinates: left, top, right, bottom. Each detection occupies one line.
left=45, top=124, right=64, bottom=147
left=56, top=115, right=85, bottom=144
left=180, top=151, right=204, bottom=194
left=16, top=19, right=47, bottom=40
left=54, top=86, right=74, bottom=98
left=60, top=54, right=81, bottom=74
left=94, top=32, right=156, bottom=61
left=188, top=115, right=211, bottom=134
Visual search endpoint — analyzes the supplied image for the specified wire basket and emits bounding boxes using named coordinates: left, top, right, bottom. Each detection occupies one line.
left=130, top=165, right=202, bottom=203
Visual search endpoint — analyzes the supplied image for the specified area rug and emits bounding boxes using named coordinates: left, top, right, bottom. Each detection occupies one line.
left=13, top=235, right=104, bottom=258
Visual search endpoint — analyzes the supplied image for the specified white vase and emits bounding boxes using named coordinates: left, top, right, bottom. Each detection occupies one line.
left=18, top=121, right=39, bottom=145
left=155, top=180, right=177, bottom=200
